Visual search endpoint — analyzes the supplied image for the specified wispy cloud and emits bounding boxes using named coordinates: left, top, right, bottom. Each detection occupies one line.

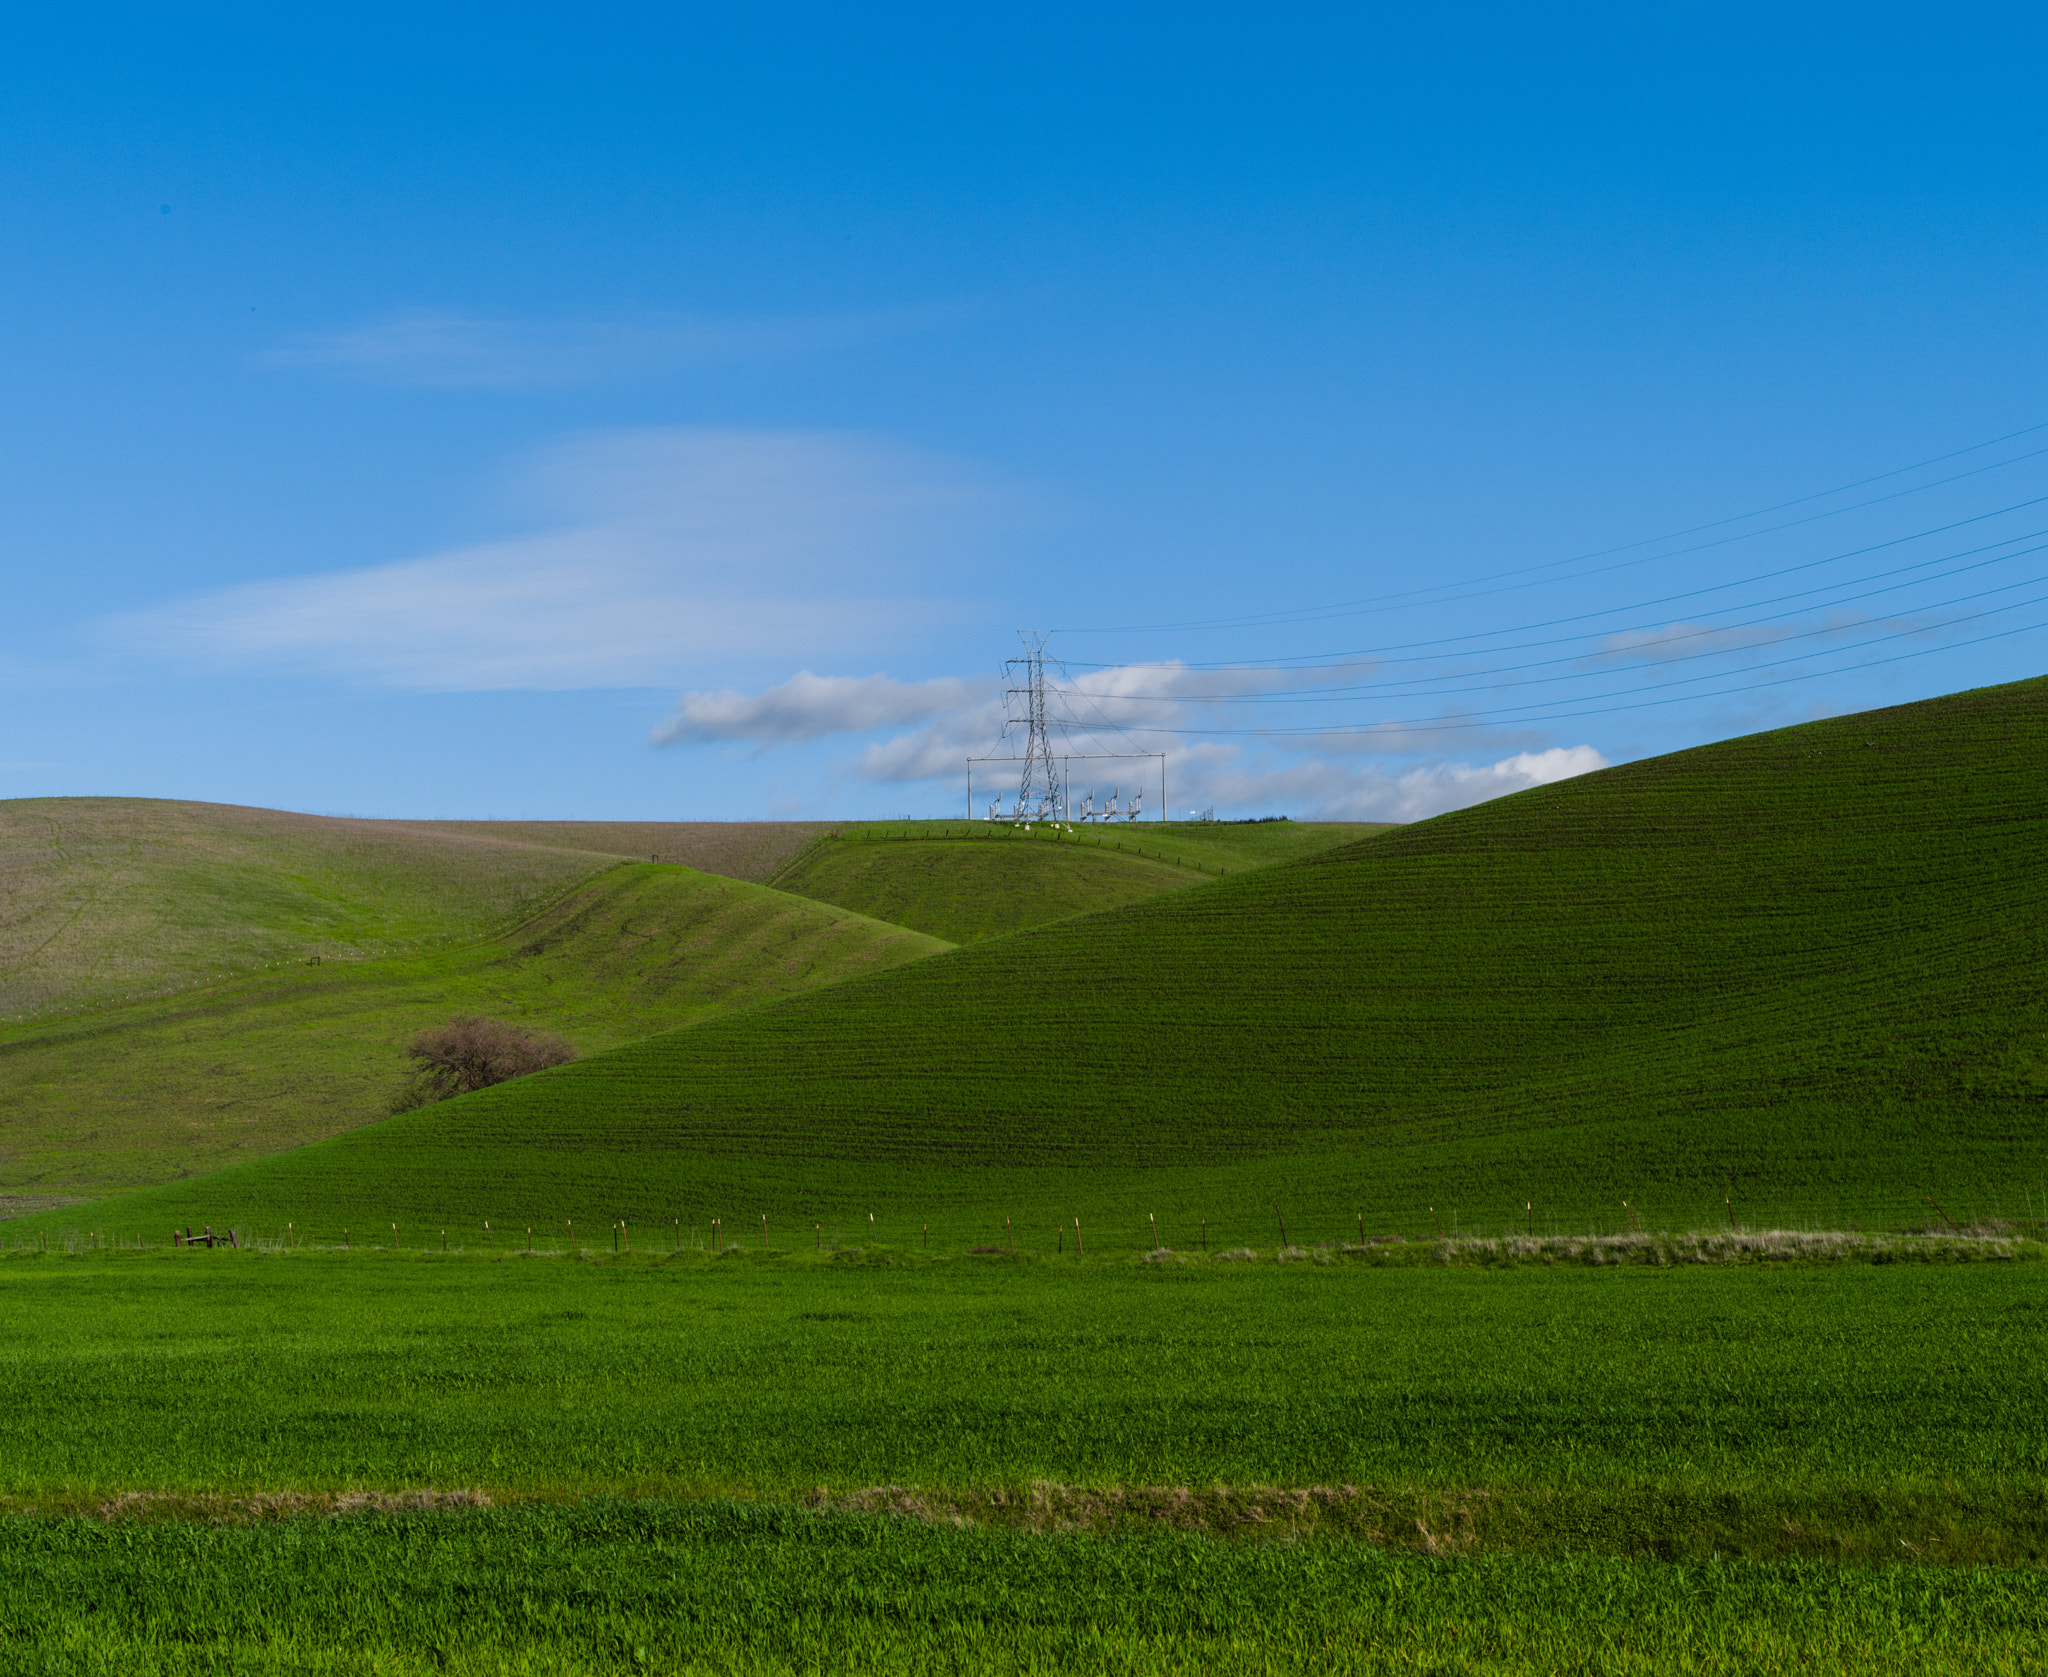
left=653, top=671, right=981, bottom=747
left=1587, top=610, right=1931, bottom=665
left=661, top=655, right=1609, bottom=821
left=850, top=657, right=1543, bottom=774
left=107, top=428, right=998, bottom=691
left=1060, top=658, right=1383, bottom=710
left=858, top=697, right=1008, bottom=782
left=265, top=306, right=953, bottom=389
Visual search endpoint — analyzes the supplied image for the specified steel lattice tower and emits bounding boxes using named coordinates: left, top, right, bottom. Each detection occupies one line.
left=1003, top=631, right=1062, bottom=818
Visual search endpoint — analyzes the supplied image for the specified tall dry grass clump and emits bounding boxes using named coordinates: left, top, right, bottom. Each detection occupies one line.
left=1401, top=1229, right=2026, bottom=1266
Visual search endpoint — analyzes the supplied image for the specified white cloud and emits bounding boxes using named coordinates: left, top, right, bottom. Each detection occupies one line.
left=107, top=429, right=995, bottom=692
left=858, top=698, right=1008, bottom=782
left=1165, top=744, right=1610, bottom=822
left=1052, top=660, right=1545, bottom=753
left=668, top=654, right=1609, bottom=822
left=1061, top=658, right=1376, bottom=711
left=264, top=306, right=949, bottom=389
left=654, top=671, right=981, bottom=746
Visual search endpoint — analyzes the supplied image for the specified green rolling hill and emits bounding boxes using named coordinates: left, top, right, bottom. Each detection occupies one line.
left=0, top=798, right=616, bottom=1023
left=0, top=865, right=946, bottom=1208
left=0, top=804, right=1363, bottom=1213
left=766, top=820, right=1381, bottom=941
left=16, top=675, right=2048, bottom=1245
left=397, top=818, right=836, bottom=881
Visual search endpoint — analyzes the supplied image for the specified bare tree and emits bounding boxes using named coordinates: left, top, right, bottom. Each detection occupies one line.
left=389, top=1015, right=575, bottom=1113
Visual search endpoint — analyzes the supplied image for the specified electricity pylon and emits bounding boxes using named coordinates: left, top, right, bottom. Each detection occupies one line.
left=1003, top=631, right=1062, bottom=819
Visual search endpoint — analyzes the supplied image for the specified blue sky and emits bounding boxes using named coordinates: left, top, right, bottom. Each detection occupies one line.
left=6, top=3, right=2047, bottom=821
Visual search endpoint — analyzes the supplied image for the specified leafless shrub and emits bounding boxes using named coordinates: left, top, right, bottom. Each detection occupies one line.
left=389, top=1015, right=575, bottom=1113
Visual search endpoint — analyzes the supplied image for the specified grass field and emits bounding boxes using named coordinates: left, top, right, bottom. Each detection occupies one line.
left=1, top=1250, right=2044, bottom=1672
left=0, top=799, right=623, bottom=1023
left=7, top=1502, right=2042, bottom=1675
left=50, top=675, right=2048, bottom=1243
left=0, top=866, right=945, bottom=1203
left=2, top=1251, right=2045, bottom=1547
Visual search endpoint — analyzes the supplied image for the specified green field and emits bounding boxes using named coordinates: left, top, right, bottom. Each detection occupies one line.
left=13, top=1501, right=2042, bottom=1675
left=0, top=866, right=944, bottom=1204
left=5, top=1248, right=2045, bottom=1543
left=0, top=1249, right=2044, bottom=1671
left=49, top=675, right=2048, bottom=1245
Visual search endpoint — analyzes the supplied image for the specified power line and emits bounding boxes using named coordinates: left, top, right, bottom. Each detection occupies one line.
left=1090, top=605, right=2048, bottom=739
left=1053, top=419, right=2048, bottom=638
left=1060, top=496, right=2048, bottom=673
left=1009, top=426, right=2048, bottom=773
left=1063, top=540, right=2048, bottom=706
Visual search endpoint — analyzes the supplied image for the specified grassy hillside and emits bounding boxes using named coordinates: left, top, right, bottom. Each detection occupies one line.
left=27, top=675, right=2048, bottom=1241
left=400, top=819, right=835, bottom=881
left=772, top=835, right=1181, bottom=943
left=0, top=799, right=616, bottom=1022
left=0, top=865, right=946, bottom=1204
left=813, top=817, right=1391, bottom=872
left=0, top=811, right=1362, bottom=1203
left=768, top=820, right=1385, bottom=942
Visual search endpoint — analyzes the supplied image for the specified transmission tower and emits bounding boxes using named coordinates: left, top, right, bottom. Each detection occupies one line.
left=969, top=630, right=1161, bottom=824
left=1003, top=631, right=1062, bottom=818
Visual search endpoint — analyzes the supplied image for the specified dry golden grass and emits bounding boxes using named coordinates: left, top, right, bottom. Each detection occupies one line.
left=398, top=819, right=836, bottom=881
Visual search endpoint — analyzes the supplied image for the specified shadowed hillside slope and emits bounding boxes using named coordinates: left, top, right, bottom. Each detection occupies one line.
left=0, top=800, right=616, bottom=1022
left=0, top=865, right=946, bottom=1204
left=30, top=677, right=2048, bottom=1244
